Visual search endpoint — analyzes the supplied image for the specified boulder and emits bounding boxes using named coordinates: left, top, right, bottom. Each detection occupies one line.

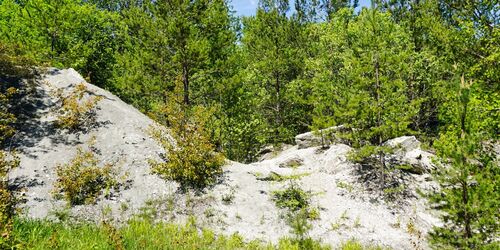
left=385, top=136, right=421, bottom=152
left=295, top=125, right=344, bottom=149
left=278, top=156, right=303, bottom=168
left=384, top=136, right=434, bottom=174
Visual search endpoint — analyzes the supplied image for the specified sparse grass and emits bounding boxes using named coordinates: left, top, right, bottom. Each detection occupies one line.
left=331, top=221, right=342, bottom=231
left=336, top=181, right=354, bottom=192
left=340, top=240, right=387, bottom=250
left=9, top=217, right=387, bottom=250
left=340, top=210, right=349, bottom=220
left=204, top=208, right=216, bottom=218
left=330, top=210, right=352, bottom=232
left=221, top=189, right=235, bottom=205
left=259, top=172, right=311, bottom=182
left=353, top=216, right=362, bottom=228
left=391, top=216, right=401, bottom=228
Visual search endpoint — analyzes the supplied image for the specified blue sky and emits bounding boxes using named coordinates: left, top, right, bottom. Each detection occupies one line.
left=230, top=0, right=372, bottom=16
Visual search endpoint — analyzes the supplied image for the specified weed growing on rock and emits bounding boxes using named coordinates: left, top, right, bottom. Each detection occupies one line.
left=272, top=181, right=325, bottom=247
left=258, top=172, right=310, bottom=182
left=336, top=181, right=354, bottom=193
left=54, top=83, right=102, bottom=131
left=272, top=182, right=311, bottom=212
left=53, top=139, right=119, bottom=206
left=221, top=189, right=236, bottom=205
left=0, top=151, right=19, bottom=247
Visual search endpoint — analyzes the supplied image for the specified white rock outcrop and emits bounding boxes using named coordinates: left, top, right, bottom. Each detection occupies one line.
left=294, top=125, right=345, bottom=149
left=8, top=68, right=439, bottom=249
left=385, top=136, right=435, bottom=174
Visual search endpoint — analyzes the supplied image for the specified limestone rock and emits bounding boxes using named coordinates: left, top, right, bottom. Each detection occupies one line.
left=295, top=125, right=345, bottom=149
left=385, top=136, right=435, bottom=174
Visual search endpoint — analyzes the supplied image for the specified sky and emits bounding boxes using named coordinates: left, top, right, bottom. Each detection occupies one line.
left=230, top=0, right=372, bottom=16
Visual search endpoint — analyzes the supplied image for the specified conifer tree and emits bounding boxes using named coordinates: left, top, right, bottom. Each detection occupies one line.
left=306, top=9, right=418, bottom=187
left=429, top=76, right=499, bottom=249
left=242, top=0, right=307, bottom=144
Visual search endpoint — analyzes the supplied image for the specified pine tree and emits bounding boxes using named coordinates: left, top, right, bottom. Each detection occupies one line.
left=429, top=76, right=499, bottom=249
left=149, top=81, right=225, bottom=190
left=242, top=0, right=308, bottom=144
left=306, top=9, right=418, bottom=187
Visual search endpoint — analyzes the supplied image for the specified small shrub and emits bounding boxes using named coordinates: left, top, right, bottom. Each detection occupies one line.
left=149, top=86, right=224, bottom=190
left=272, top=182, right=311, bottom=212
left=221, top=189, right=235, bottom=205
left=336, top=181, right=354, bottom=192
left=0, top=151, right=19, bottom=247
left=287, top=208, right=314, bottom=248
left=53, top=141, right=118, bottom=206
left=0, top=87, right=17, bottom=145
left=54, top=83, right=102, bottom=130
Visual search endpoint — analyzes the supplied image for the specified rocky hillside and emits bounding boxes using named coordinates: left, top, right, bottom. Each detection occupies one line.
left=9, top=69, right=440, bottom=249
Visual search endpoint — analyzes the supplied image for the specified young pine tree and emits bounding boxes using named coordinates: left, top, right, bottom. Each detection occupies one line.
left=429, top=76, right=499, bottom=249
left=149, top=82, right=225, bottom=190
left=242, top=0, right=308, bottom=144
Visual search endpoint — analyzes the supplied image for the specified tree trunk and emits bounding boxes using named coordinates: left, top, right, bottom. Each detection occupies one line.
left=459, top=75, right=472, bottom=241
left=375, top=56, right=384, bottom=187
left=182, top=62, right=190, bottom=106
left=461, top=179, right=472, bottom=240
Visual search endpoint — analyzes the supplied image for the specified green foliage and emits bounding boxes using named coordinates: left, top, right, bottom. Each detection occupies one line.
left=242, top=2, right=310, bottom=144
left=0, top=42, right=34, bottom=146
left=53, top=140, right=119, bottom=206
left=54, top=83, right=103, bottom=131
left=0, top=43, right=29, bottom=248
left=0, top=150, right=19, bottom=248
left=258, top=172, right=310, bottom=182
left=0, top=86, right=16, bottom=144
left=428, top=78, right=499, bottom=249
left=272, top=182, right=312, bottom=212
left=0, top=1, right=498, bottom=247
left=7, top=217, right=388, bottom=249
left=149, top=85, right=225, bottom=190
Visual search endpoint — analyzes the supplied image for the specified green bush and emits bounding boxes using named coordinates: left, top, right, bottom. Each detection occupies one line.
left=272, top=182, right=311, bottom=212
left=54, top=83, right=103, bottom=131
left=0, top=152, right=19, bottom=248
left=0, top=86, right=16, bottom=145
left=0, top=42, right=33, bottom=249
left=149, top=88, right=225, bottom=190
left=53, top=141, right=118, bottom=206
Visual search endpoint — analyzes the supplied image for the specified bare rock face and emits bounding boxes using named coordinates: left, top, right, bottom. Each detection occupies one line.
left=384, top=136, right=435, bottom=174
left=8, top=68, right=173, bottom=221
left=295, top=126, right=345, bottom=149
left=385, top=136, right=421, bottom=152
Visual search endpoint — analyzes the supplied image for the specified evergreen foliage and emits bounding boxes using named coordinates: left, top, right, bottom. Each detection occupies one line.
left=428, top=76, right=499, bottom=249
left=149, top=83, right=225, bottom=190
left=0, top=0, right=498, bottom=247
